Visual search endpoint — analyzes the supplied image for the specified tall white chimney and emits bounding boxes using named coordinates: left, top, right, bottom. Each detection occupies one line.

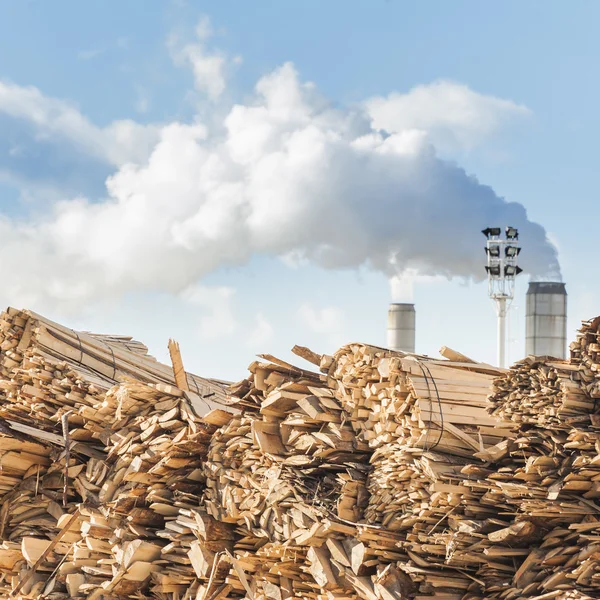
left=387, top=303, right=416, bottom=353
left=525, top=282, right=567, bottom=359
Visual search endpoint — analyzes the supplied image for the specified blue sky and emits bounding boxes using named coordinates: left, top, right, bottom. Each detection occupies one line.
left=0, top=1, right=597, bottom=379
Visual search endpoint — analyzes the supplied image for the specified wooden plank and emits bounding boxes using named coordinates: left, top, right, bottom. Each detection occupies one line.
left=168, top=339, right=190, bottom=392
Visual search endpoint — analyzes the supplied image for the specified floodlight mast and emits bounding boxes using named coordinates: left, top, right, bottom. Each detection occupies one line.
left=482, top=227, right=522, bottom=368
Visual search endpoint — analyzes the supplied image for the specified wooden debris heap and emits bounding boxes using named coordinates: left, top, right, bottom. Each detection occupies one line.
left=454, top=327, right=600, bottom=600
left=488, top=357, right=595, bottom=430
left=3, top=306, right=600, bottom=599
left=201, top=344, right=513, bottom=600
left=324, top=344, right=512, bottom=599
left=0, top=308, right=230, bottom=599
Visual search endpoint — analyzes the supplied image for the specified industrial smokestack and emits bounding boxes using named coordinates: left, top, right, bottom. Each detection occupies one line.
left=525, top=282, right=567, bottom=359
left=387, top=303, right=416, bottom=353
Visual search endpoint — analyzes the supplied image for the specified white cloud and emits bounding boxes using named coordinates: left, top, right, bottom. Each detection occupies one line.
left=246, top=312, right=274, bottom=347
left=77, top=48, right=105, bottom=61
left=169, top=16, right=231, bottom=102
left=366, top=80, right=530, bottom=152
left=181, top=284, right=237, bottom=340
left=135, top=87, right=151, bottom=114
left=0, top=80, right=161, bottom=167
left=298, top=304, right=346, bottom=335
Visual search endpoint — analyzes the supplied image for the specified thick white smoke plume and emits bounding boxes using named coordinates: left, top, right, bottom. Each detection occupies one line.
left=0, top=47, right=560, bottom=309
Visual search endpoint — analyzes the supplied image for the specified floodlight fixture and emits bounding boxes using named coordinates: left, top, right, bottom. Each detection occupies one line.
left=482, top=227, right=502, bottom=238
left=486, top=245, right=501, bottom=257
left=506, top=226, right=519, bottom=240
left=504, top=265, right=523, bottom=277
left=505, top=246, right=521, bottom=258
left=485, top=265, right=501, bottom=277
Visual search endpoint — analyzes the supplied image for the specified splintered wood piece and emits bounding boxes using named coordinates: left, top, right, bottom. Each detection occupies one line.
left=291, top=345, right=323, bottom=367
left=439, top=346, right=477, bottom=364
left=168, top=339, right=190, bottom=391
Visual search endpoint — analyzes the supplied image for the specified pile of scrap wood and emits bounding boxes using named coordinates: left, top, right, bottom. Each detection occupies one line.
left=471, top=339, right=600, bottom=600
left=1, top=306, right=600, bottom=600
left=487, top=357, right=594, bottom=429
left=0, top=308, right=232, bottom=598
left=201, top=345, right=517, bottom=600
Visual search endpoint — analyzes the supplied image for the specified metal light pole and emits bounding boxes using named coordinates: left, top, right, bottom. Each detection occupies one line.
left=482, top=227, right=522, bottom=368
left=507, top=303, right=519, bottom=366
left=497, top=296, right=507, bottom=369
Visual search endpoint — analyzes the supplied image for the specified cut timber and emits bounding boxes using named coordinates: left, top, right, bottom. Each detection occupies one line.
left=168, top=338, right=189, bottom=392
left=291, top=345, right=322, bottom=367
left=307, top=546, right=338, bottom=589
left=21, top=538, right=54, bottom=567
left=438, top=346, right=477, bottom=363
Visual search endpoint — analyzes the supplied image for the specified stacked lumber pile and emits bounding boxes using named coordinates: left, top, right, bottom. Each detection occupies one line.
left=201, top=338, right=600, bottom=600
left=325, top=345, right=513, bottom=600
left=0, top=308, right=229, bottom=458
left=0, top=379, right=231, bottom=599
left=0, top=325, right=515, bottom=600
left=326, top=344, right=508, bottom=455
left=0, top=307, right=227, bottom=399
left=4, top=304, right=600, bottom=599
left=203, top=356, right=393, bottom=599
left=200, top=345, right=513, bottom=600
left=55, top=381, right=228, bottom=599
left=0, top=308, right=231, bottom=599
left=204, top=356, right=371, bottom=539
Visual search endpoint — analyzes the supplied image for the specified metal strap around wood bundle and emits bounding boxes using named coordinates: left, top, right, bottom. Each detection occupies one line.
left=415, top=359, right=444, bottom=452
left=71, top=329, right=85, bottom=364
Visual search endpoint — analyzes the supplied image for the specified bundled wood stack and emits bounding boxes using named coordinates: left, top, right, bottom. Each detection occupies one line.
left=200, top=345, right=516, bottom=600
left=203, top=357, right=382, bottom=599
left=58, top=381, right=232, bottom=599
left=325, top=344, right=509, bottom=455
left=0, top=379, right=235, bottom=599
left=71, top=359, right=408, bottom=600
left=570, top=316, right=600, bottom=402
left=571, top=316, right=600, bottom=369
left=450, top=426, right=600, bottom=600
left=203, top=400, right=371, bottom=541
left=0, top=307, right=225, bottom=441
left=320, top=345, right=514, bottom=599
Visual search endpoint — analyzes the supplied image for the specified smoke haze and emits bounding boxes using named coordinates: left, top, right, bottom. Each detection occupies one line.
left=0, top=36, right=560, bottom=310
